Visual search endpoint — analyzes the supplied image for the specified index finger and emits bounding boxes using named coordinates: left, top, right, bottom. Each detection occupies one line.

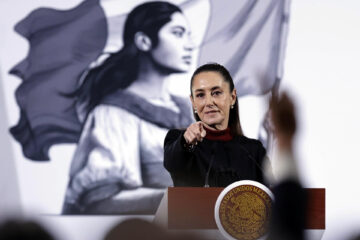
left=198, top=122, right=207, bottom=138
left=199, top=121, right=217, bottom=131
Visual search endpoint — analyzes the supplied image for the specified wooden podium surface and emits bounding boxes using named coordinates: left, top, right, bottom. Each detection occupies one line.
left=167, top=187, right=325, bottom=230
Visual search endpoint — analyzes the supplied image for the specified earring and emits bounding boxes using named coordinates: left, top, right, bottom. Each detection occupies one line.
left=194, top=108, right=197, bottom=113
left=231, top=105, right=234, bottom=109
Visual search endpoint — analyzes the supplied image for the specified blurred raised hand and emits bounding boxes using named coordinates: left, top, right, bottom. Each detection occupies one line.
left=270, top=92, right=297, bottom=150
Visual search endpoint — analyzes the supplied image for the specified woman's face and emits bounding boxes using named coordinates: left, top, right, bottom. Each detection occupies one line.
left=191, top=71, right=237, bottom=130
left=150, top=12, right=194, bottom=72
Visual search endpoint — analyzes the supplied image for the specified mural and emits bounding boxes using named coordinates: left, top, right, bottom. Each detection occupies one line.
left=3, top=0, right=289, bottom=214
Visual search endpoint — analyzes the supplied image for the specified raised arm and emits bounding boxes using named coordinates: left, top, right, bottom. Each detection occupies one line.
left=163, top=129, right=190, bottom=172
left=164, top=121, right=208, bottom=172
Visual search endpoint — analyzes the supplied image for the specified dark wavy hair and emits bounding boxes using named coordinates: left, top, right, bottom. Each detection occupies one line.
left=190, top=63, right=243, bottom=136
left=72, top=1, right=182, bottom=114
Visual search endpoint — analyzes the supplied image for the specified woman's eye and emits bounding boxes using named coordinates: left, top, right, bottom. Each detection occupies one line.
left=212, top=91, right=222, bottom=96
left=172, top=31, right=184, bottom=38
left=196, top=93, right=204, bottom=98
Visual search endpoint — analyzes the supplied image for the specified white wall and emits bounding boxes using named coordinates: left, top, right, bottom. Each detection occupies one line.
left=0, top=64, right=22, bottom=216
left=283, top=1, right=360, bottom=239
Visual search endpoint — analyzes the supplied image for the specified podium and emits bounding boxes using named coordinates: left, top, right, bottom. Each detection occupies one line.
left=154, top=187, right=325, bottom=239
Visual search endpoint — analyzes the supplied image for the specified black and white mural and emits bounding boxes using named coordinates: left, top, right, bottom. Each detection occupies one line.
left=1, top=0, right=289, bottom=214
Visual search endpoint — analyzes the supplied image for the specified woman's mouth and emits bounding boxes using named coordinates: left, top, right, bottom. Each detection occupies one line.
left=182, top=55, right=192, bottom=65
left=205, top=110, right=219, bottom=114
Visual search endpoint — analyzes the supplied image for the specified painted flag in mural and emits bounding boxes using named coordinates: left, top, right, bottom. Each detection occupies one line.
left=199, top=0, right=289, bottom=96
left=9, top=0, right=289, bottom=161
left=9, top=0, right=108, bottom=160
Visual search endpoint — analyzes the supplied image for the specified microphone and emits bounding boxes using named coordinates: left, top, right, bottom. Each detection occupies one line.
left=238, top=145, right=265, bottom=176
left=204, top=142, right=217, bottom=187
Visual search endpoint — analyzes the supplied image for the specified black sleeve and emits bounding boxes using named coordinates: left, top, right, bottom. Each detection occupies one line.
left=163, top=129, right=192, bottom=172
left=255, top=140, right=267, bottom=166
left=242, top=138, right=268, bottom=185
left=254, top=140, right=268, bottom=185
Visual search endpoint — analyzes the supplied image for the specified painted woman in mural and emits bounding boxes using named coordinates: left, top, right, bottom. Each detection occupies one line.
left=61, top=1, right=194, bottom=214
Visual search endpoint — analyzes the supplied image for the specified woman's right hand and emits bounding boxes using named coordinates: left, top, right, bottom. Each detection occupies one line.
left=183, top=121, right=207, bottom=145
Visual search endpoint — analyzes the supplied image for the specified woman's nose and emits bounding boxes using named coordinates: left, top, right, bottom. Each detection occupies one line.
left=205, top=94, right=214, bottom=106
left=184, top=35, right=196, bottom=51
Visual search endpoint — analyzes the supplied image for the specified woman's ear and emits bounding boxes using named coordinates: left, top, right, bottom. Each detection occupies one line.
left=231, top=88, right=237, bottom=105
left=134, top=32, right=152, bottom=52
left=190, top=94, right=195, bottom=108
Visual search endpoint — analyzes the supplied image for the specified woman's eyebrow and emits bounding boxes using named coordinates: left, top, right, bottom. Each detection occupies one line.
left=194, top=86, right=221, bottom=92
left=171, top=26, right=185, bottom=32
left=211, top=86, right=221, bottom=91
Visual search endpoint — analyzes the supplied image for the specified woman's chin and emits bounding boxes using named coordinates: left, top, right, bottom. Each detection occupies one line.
left=202, top=119, right=222, bottom=128
left=174, top=65, right=191, bottom=73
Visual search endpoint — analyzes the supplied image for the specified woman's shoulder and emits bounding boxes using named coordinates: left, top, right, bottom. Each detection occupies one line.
left=236, top=135, right=265, bottom=149
left=166, top=128, right=186, bottom=138
left=163, top=128, right=187, bottom=146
